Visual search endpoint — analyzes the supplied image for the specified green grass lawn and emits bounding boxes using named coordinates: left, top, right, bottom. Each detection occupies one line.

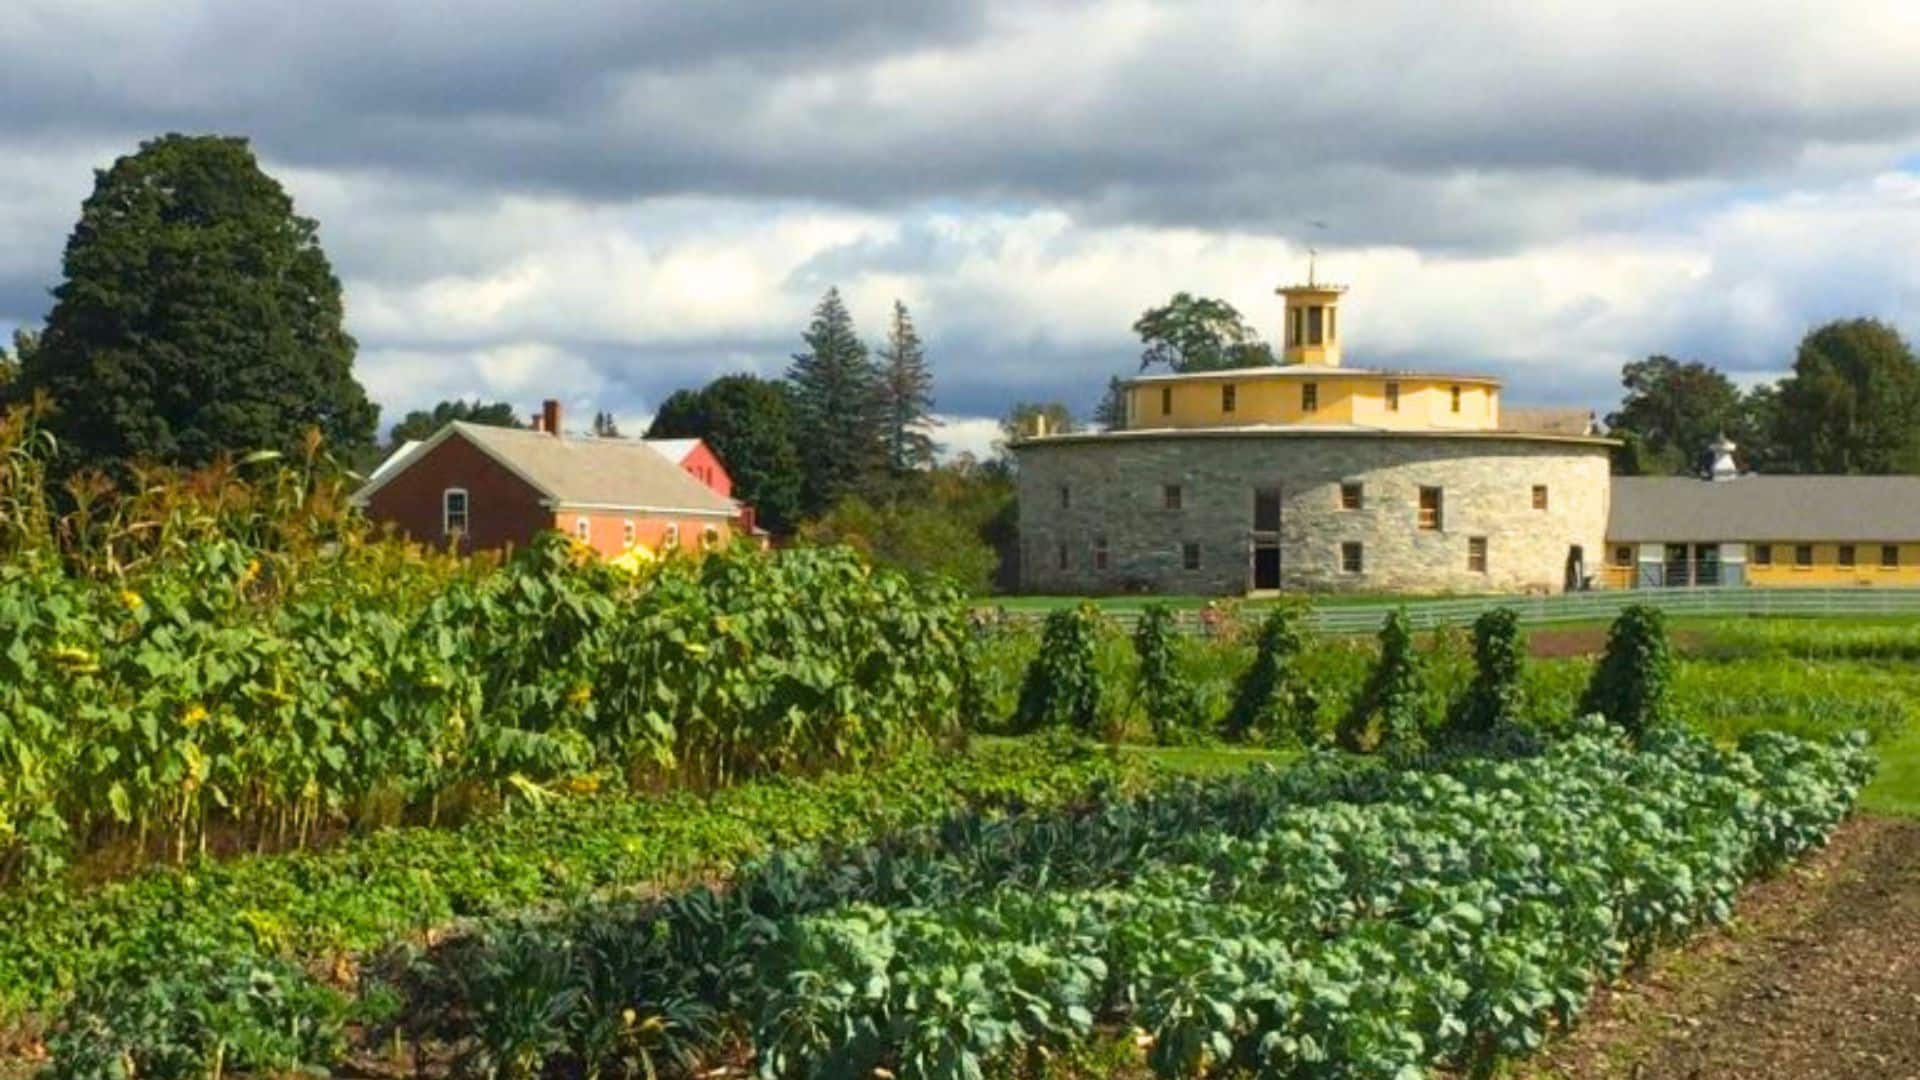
left=1863, top=724, right=1920, bottom=817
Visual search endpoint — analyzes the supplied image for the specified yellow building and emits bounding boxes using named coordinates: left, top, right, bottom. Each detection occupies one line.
left=1605, top=442, right=1920, bottom=588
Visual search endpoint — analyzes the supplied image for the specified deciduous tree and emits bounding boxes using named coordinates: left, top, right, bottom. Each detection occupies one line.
left=1603, top=356, right=1754, bottom=475
left=16, top=134, right=376, bottom=470
left=1133, top=292, right=1274, bottom=372
left=386, top=399, right=521, bottom=448
left=1768, top=318, right=1920, bottom=474
left=647, top=374, right=804, bottom=533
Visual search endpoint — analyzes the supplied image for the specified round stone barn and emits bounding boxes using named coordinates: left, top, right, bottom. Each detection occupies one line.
left=1013, top=279, right=1616, bottom=595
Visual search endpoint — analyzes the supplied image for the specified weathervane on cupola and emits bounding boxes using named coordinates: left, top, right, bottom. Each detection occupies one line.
left=1277, top=221, right=1346, bottom=367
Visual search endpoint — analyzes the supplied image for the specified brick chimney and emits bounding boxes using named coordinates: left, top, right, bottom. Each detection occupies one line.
left=540, top=399, right=562, bottom=436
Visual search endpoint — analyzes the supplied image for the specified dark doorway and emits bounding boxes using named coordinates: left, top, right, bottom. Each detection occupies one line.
left=1253, top=546, right=1281, bottom=590
left=1564, top=545, right=1585, bottom=592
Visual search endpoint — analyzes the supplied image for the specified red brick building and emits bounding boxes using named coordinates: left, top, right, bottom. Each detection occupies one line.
left=356, top=401, right=743, bottom=557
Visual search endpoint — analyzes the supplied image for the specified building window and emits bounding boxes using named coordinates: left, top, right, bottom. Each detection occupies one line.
left=1794, top=544, right=1814, bottom=568
left=1468, top=537, right=1488, bottom=573
left=1059, top=484, right=1070, bottom=510
left=1306, top=305, right=1325, bottom=345
left=442, top=488, right=468, bottom=535
left=1418, top=486, right=1443, bottom=530
left=623, top=519, right=636, bottom=548
left=1450, top=385, right=1462, bottom=413
left=1182, top=542, right=1201, bottom=570
left=1613, top=544, right=1634, bottom=567
left=1302, top=382, right=1319, bottom=413
left=1753, top=543, right=1772, bottom=567
left=702, top=524, right=721, bottom=549
left=1289, top=307, right=1303, bottom=346
left=1385, top=382, right=1400, bottom=411
left=1163, top=483, right=1183, bottom=510
left=574, top=516, right=591, bottom=542
left=1883, top=545, right=1900, bottom=568
left=1341, top=541, right=1364, bottom=574
left=1161, top=386, right=1173, bottom=415
left=1056, top=541, right=1069, bottom=571
left=1531, top=485, right=1548, bottom=511
left=1093, top=536, right=1109, bottom=571
left=1838, top=544, right=1856, bottom=568
left=1253, top=486, right=1281, bottom=532
left=1221, top=384, right=1237, bottom=413
left=1328, top=307, right=1337, bottom=341
left=663, top=523, right=680, bottom=550
left=1340, top=482, right=1363, bottom=510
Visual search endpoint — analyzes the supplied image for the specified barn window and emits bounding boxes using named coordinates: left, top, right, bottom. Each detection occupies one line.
left=1752, top=543, right=1772, bottom=566
left=442, top=488, right=468, bottom=536
left=1613, top=544, right=1634, bottom=567
left=1182, top=542, right=1201, bottom=570
left=1340, top=482, right=1363, bottom=511
left=1059, top=484, right=1071, bottom=510
left=663, top=523, right=680, bottom=550
left=1302, top=382, right=1319, bottom=413
left=1468, top=536, right=1488, bottom=573
left=1056, top=541, right=1069, bottom=571
left=1163, top=483, right=1183, bottom=510
left=702, top=524, right=721, bottom=549
left=1418, top=487, right=1443, bottom=530
left=1384, top=382, right=1400, bottom=411
left=1221, top=384, right=1237, bottom=413
left=1160, top=387, right=1173, bottom=415
left=1794, top=544, right=1813, bottom=568
left=1450, top=385, right=1463, bottom=412
left=1838, top=544, right=1856, bottom=568
left=1532, top=485, right=1548, bottom=511
left=574, top=516, right=590, bottom=542
left=1093, top=536, right=1110, bottom=571
left=1341, top=542, right=1364, bottom=574
left=1883, top=545, right=1901, bottom=568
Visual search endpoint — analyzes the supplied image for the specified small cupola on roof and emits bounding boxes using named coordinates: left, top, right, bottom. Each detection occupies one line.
left=1275, top=257, right=1347, bottom=367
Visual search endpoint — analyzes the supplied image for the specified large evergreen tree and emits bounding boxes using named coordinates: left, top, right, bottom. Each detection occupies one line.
left=15, top=134, right=376, bottom=470
left=877, top=300, right=938, bottom=473
left=786, top=288, right=884, bottom=514
left=647, top=373, right=804, bottom=533
left=386, top=399, right=521, bottom=448
left=1769, top=319, right=1920, bottom=474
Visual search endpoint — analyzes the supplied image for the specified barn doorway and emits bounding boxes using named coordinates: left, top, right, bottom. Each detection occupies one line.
left=1250, top=485, right=1282, bottom=591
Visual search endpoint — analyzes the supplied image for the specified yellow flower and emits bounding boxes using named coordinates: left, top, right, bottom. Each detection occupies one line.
left=119, top=590, right=145, bottom=611
left=567, top=684, right=592, bottom=707
left=238, top=559, right=262, bottom=587
left=181, top=704, right=208, bottom=728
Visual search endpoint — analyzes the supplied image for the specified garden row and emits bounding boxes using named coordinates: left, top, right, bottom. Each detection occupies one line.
left=0, top=532, right=973, bottom=883
left=93, top=722, right=1865, bottom=1079
left=2, top=738, right=1138, bottom=1054
left=979, top=602, right=1917, bottom=749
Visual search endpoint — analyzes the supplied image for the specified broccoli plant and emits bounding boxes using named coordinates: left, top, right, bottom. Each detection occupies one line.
left=1222, top=603, right=1320, bottom=745
left=1581, top=603, right=1673, bottom=742
left=1338, top=608, right=1425, bottom=754
left=1012, top=604, right=1105, bottom=736
left=1131, top=604, right=1204, bottom=743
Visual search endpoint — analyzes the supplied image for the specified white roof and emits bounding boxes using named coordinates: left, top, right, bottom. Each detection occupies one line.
left=643, top=438, right=701, bottom=463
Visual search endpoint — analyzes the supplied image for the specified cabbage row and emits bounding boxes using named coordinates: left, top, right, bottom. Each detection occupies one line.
left=372, top=723, right=1869, bottom=1079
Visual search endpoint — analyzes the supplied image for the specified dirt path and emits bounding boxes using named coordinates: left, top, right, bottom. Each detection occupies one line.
left=1529, top=813, right=1920, bottom=1080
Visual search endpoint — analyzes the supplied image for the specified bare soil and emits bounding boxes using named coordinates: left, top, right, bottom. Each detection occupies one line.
left=1528, top=813, right=1920, bottom=1080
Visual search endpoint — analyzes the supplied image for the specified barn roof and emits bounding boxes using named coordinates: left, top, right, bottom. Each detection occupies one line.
left=1609, top=475, right=1920, bottom=542
left=353, top=423, right=736, bottom=516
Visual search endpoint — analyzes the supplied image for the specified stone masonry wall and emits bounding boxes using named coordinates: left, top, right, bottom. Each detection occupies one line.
left=1014, top=433, right=1611, bottom=595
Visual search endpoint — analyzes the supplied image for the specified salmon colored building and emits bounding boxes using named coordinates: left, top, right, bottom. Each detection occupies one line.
left=355, top=400, right=743, bottom=557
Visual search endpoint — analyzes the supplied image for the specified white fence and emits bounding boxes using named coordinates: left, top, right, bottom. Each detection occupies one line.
left=989, top=587, right=1920, bottom=637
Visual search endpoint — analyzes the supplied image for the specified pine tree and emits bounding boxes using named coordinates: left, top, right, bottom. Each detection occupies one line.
left=787, top=288, right=884, bottom=515
left=877, top=300, right=938, bottom=473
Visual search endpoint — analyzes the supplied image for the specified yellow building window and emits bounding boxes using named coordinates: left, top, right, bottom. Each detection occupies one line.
left=1531, top=485, right=1548, bottom=511
left=1418, top=486, right=1443, bottom=530
left=1161, top=386, right=1172, bottom=415
left=1385, top=382, right=1400, bottom=411
left=1306, top=306, right=1325, bottom=345
left=1794, top=544, right=1814, bottom=568
left=1838, top=544, right=1856, bottom=568
left=1468, top=537, right=1488, bottom=573
left=1612, top=545, right=1634, bottom=567
left=1450, top=385, right=1462, bottom=413
left=1340, top=482, right=1363, bottom=510
left=1302, top=383, right=1319, bottom=412
left=1222, top=384, right=1236, bottom=413
left=1753, top=544, right=1772, bottom=567
left=1883, top=544, right=1900, bottom=568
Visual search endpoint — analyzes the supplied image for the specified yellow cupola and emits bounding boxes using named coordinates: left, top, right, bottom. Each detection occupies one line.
left=1276, top=261, right=1346, bottom=367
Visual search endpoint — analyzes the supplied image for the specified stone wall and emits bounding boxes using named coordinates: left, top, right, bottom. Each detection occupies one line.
left=1014, top=432, right=1611, bottom=595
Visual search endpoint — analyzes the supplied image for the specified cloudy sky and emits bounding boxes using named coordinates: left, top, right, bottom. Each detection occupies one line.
left=5, top=1, right=1920, bottom=457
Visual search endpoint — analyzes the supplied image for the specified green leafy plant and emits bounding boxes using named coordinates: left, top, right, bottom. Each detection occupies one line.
left=1446, top=607, right=1526, bottom=741
left=1012, top=604, right=1106, bottom=736
left=1581, top=604, right=1674, bottom=741
left=1131, top=604, right=1204, bottom=743
left=1222, top=603, right=1320, bottom=745
left=1338, top=609, right=1426, bottom=753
